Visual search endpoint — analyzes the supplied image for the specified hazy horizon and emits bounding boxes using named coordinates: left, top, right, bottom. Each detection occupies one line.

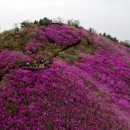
left=0, top=0, right=130, bottom=41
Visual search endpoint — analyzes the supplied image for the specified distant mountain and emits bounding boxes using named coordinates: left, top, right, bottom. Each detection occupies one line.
left=0, top=19, right=130, bottom=130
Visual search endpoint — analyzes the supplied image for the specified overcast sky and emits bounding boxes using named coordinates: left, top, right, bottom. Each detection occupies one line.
left=0, top=0, right=130, bottom=41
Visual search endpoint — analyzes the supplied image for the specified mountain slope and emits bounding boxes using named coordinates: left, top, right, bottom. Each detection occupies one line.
left=0, top=23, right=130, bottom=130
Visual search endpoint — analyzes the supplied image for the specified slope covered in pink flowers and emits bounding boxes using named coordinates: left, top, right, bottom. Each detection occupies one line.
left=0, top=23, right=130, bottom=130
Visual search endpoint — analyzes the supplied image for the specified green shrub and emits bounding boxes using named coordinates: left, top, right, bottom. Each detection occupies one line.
left=14, top=27, right=19, bottom=33
left=39, top=17, right=52, bottom=25
left=34, top=20, right=39, bottom=24
left=120, top=40, right=130, bottom=47
left=21, top=20, right=32, bottom=27
left=103, top=33, right=119, bottom=42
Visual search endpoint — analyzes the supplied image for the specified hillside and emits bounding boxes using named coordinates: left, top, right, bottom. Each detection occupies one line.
left=0, top=20, right=130, bottom=130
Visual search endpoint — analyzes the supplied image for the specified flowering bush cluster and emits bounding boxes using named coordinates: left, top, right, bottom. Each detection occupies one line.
left=0, top=50, right=32, bottom=79
left=0, top=61, right=128, bottom=130
left=31, top=30, right=47, bottom=43
left=30, top=25, right=86, bottom=47
left=0, top=23, right=130, bottom=129
left=25, top=24, right=87, bottom=57
left=25, top=39, right=45, bottom=55
left=25, top=30, right=48, bottom=55
left=41, top=24, right=87, bottom=46
left=76, top=35, right=130, bottom=125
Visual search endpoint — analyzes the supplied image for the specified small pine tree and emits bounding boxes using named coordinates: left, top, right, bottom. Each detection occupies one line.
left=34, top=20, right=38, bottom=24
left=74, top=20, right=80, bottom=28
left=120, top=40, right=130, bottom=47
left=21, top=20, right=32, bottom=27
left=103, top=33, right=106, bottom=36
left=89, top=28, right=96, bottom=33
left=14, top=23, right=19, bottom=33
left=67, top=20, right=73, bottom=26
left=67, top=19, right=80, bottom=28
left=15, top=27, right=19, bottom=33
left=39, top=17, right=52, bottom=25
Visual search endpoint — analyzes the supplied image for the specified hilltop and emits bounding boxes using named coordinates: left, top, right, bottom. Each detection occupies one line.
left=0, top=18, right=130, bottom=130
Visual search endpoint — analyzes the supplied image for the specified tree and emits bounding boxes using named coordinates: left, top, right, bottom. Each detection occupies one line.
left=67, top=19, right=73, bottom=26
left=67, top=19, right=80, bottom=28
left=73, top=20, right=80, bottom=28
left=21, top=20, right=32, bottom=27
left=88, top=28, right=96, bottom=33
left=14, top=23, right=19, bottom=33
left=120, top=40, right=130, bottom=47
left=103, top=33, right=106, bottom=36
left=34, top=20, right=39, bottom=24
left=39, top=17, right=52, bottom=25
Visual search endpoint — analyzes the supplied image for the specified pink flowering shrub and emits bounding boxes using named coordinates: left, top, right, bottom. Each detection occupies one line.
left=0, top=23, right=130, bottom=129
left=26, top=25, right=87, bottom=54
left=0, top=61, right=128, bottom=130
left=25, top=31, right=47, bottom=55
left=25, top=24, right=87, bottom=57
left=0, top=50, right=32, bottom=79
left=76, top=36, right=130, bottom=124
left=25, top=39, right=37, bottom=54
left=30, top=24, right=87, bottom=47
left=25, top=39, right=45, bottom=55
left=42, top=24, right=87, bottom=46
left=31, top=30, right=47, bottom=43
